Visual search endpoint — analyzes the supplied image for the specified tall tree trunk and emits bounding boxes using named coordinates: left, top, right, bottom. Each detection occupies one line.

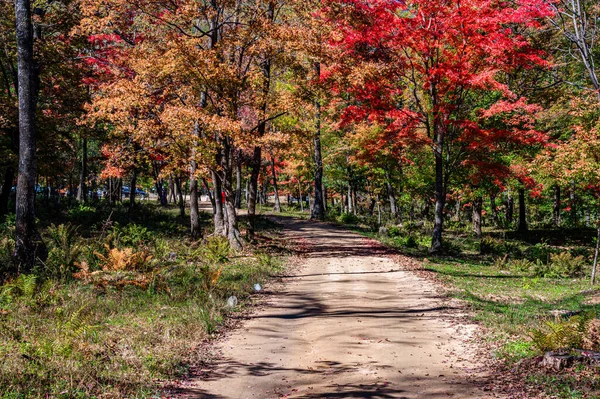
left=175, top=177, right=185, bottom=219
left=430, top=128, right=445, bottom=253
left=189, top=171, right=200, bottom=238
left=222, top=138, right=243, bottom=249
left=129, top=169, right=137, bottom=210
left=506, top=193, right=514, bottom=225
left=271, top=157, right=281, bottom=212
left=168, top=175, right=176, bottom=203
left=490, top=192, right=499, bottom=227
left=235, top=149, right=242, bottom=209
left=453, top=198, right=461, bottom=222
left=0, top=166, right=15, bottom=216
left=473, top=196, right=483, bottom=237
left=247, top=147, right=261, bottom=239
left=517, top=187, right=528, bottom=233
left=347, top=183, right=352, bottom=214
left=570, top=183, right=577, bottom=225
left=202, top=177, right=216, bottom=214
left=592, top=213, right=599, bottom=285
left=311, top=62, right=325, bottom=220
left=211, top=167, right=226, bottom=237
left=586, top=206, right=591, bottom=228
left=248, top=2, right=274, bottom=238
left=385, top=173, right=397, bottom=220
left=76, top=137, right=87, bottom=203
left=13, top=0, right=46, bottom=269
left=553, top=185, right=561, bottom=227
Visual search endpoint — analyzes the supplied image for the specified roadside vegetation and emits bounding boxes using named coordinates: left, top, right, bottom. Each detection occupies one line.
left=0, top=202, right=287, bottom=399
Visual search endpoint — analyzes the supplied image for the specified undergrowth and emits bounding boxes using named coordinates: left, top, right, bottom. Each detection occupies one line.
left=0, top=204, right=286, bottom=398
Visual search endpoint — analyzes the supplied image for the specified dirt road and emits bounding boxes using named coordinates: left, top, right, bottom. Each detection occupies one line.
left=180, top=218, right=499, bottom=399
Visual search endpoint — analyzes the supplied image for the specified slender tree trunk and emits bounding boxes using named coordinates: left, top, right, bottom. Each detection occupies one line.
left=347, top=183, right=352, bottom=214
left=211, top=167, right=226, bottom=237
left=506, top=193, right=514, bottom=225
left=221, top=138, right=243, bottom=249
left=490, top=192, right=499, bottom=227
left=235, top=149, right=242, bottom=209
left=202, top=177, right=216, bottom=214
left=247, top=147, right=261, bottom=239
left=271, top=157, right=281, bottom=212
left=517, top=187, right=528, bottom=233
left=553, top=185, right=561, bottom=227
left=473, top=196, right=483, bottom=237
left=592, top=213, right=599, bottom=285
left=386, top=176, right=397, bottom=220
left=13, top=0, right=46, bottom=269
left=189, top=172, right=200, bottom=238
left=586, top=206, right=591, bottom=228
left=570, top=183, right=577, bottom=225
left=168, top=175, right=176, bottom=203
left=0, top=166, right=15, bottom=216
left=454, top=198, right=461, bottom=222
left=430, top=128, right=445, bottom=253
left=311, top=63, right=325, bottom=220
left=175, top=177, right=185, bottom=219
left=76, top=137, right=87, bottom=203
left=129, top=169, right=137, bottom=210
left=298, top=180, right=304, bottom=213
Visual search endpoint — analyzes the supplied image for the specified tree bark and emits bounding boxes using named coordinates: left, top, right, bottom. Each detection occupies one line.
left=13, top=0, right=46, bottom=270
left=570, top=184, right=577, bottom=225
left=175, top=177, right=186, bottom=218
left=129, top=169, right=137, bottom=210
left=248, top=2, right=274, bottom=238
left=490, top=192, right=499, bottom=227
left=311, top=62, right=325, bottom=220
left=221, top=138, right=243, bottom=249
left=430, top=127, right=445, bottom=254
left=506, top=193, right=514, bottom=225
left=202, top=177, right=216, bottom=214
left=517, top=187, right=528, bottom=233
left=247, top=146, right=261, bottom=239
left=168, top=175, right=176, bottom=203
left=211, top=169, right=226, bottom=237
left=553, top=185, right=561, bottom=227
left=386, top=174, right=397, bottom=220
left=235, top=149, right=242, bottom=209
left=271, top=157, right=281, bottom=212
left=76, top=137, right=87, bottom=203
left=592, top=214, right=599, bottom=285
left=0, top=166, right=15, bottom=216
left=473, top=196, right=483, bottom=237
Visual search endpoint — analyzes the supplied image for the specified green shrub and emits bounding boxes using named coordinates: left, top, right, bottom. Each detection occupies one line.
left=525, top=242, right=556, bottom=263
left=480, top=236, right=503, bottom=255
left=509, top=258, right=538, bottom=274
left=480, top=236, right=522, bottom=257
left=66, top=204, right=97, bottom=225
left=549, top=252, right=586, bottom=278
left=530, top=311, right=596, bottom=352
left=41, top=224, right=83, bottom=281
left=337, top=213, right=359, bottom=225
left=405, top=235, right=418, bottom=248
left=388, top=226, right=402, bottom=237
left=109, top=223, right=153, bottom=248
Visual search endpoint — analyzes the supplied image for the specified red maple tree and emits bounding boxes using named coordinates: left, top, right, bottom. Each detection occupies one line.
left=324, top=0, right=551, bottom=252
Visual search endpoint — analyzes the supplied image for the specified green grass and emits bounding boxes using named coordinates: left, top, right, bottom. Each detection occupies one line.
left=0, top=203, right=288, bottom=398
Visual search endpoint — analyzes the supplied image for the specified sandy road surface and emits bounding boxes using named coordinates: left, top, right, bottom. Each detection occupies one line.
left=179, top=218, right=500, bottom=399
